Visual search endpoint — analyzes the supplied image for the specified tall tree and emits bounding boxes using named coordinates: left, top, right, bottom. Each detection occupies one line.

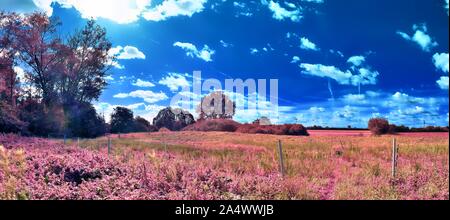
left=110, top=107, right=135, bottom=134
left=9, top=12, right=68, bottom=106
left=0, top=12, right=20, bottom=106
left=61, top=20, right=112, bottom=105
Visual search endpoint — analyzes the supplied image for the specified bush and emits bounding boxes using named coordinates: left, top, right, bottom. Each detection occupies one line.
left=368, top=118, right=390, bottom=135
left=66, top=103, right=107, bottom=138
left=236, top=124, right=309, bottom=136
left=110, top=107, right=135, bottom=134
left=0, top=101, right=27, bottom=134
left=19, top=100, right=65, bottom=137
left=134, top=116, right=157, bottom=132
left=182, top=119, right=240, bottom=132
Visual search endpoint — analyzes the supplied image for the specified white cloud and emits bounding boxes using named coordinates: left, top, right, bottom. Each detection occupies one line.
left=109, top=61, right=125, bottom=69
left=109, top=46, right=146, bottom=60
left=351, top=68, right=379, bottom=86
left=250, top=48, right=259, bottom=55
left=291, top=56, right=300, bottom=63
left=342, top=94, right=366, bottom=104
left=220, top=40, right=233, bottom=48
left=446, top=0, right=449, bottom=15
left=300, top=63, right=379, bottom=86
left=114, top=90, right=168, bottom=103
left=6, top=0, right=207, bottom=24
left=437, top=76, right=449, bottom=90
left=173, top=42, right=215, bottom=62
left=158, top=72, right=191, bottom=92
left=299, top=63, right=353, bottom=85
left=33, top=0, right=152, bottom=24
left=432, top=53, right=449, bottom=73
left=267, top=0, right=302, bottom=22
left=309, top=106, right=325, bottom=114
left=347, top=55, right=366, bottom=67
left=133, top=79, right=155, bottom=88
left=143, top=0, right=207, bottom=22
left=300, top=37, right=319, bottom=51
left=397, top=24, right=438, bottom=52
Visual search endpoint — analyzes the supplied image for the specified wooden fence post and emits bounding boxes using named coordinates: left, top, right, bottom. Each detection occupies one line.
left=392, top=138, right=398, bottom=178
left=277, top=140, right=285, bottom=178
left=108, top=136, right=112, bottom=156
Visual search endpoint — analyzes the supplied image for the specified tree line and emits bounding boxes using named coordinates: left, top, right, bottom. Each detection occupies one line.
left=0, top=12, right=129, bottom=137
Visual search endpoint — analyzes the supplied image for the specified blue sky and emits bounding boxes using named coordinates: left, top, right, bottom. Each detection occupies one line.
left=2, top=0, right=449, bottom=127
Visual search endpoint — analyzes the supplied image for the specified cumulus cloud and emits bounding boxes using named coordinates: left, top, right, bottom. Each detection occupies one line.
left=432, top=53, right=449, bottom=73
left=173, top=42, right=215, bottom=62
left=291, top=56, right=300, bottom=63
left=300, top=37, right=319, bottom=51
left=437, top=76, right=449, bottom=90
left=347, top=55, right=366, bottom=67
left=397, top=24, right=438, bottom=52
left=4, top=0, right=207, bottom=24
left=446, top=0, right=449, bottom=14
left=109, top=46, right=146, bottom=60
left=158, top=72, right=191, bottom=92
left=143, top=0, right=207, bottom=22
left=300, top=63, right=353, bottom=85
left=342, top=94, right=366, bottom=104
left=267, top=0, right=302, bottom=22
left=351, top=68, right=379, bottom=86
left=35, top=0, right=152, bottom=24
left=132, top=79, right=155, bottom=88
left=113, top=90, right=168, bottom=103
left=299, top=63, right=378, bottom=86
left=250, top=48, right=259, bottom=55
left=219, top=40, right=233, bottom=48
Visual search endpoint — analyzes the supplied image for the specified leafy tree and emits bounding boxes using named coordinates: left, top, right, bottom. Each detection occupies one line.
left=66, top=102, right=107, bottom=138
left=133, top=116, right=157, bottom=132
left=8, top=13, right=67, bottom=106
left=0, top=12, right=113, bottom=137
left=197, top=91, right=236, bottom=120
left=368, top=118, right=390, bottom=135
left=110, top=107, right=135, bottom=134
left=61, top=20, right=112, bottom=105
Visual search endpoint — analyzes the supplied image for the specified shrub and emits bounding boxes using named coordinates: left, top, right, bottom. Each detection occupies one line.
left=66, top=102, right=107, bottom=138
left=110, top=107, right=135, bottom=134
left=0, top=102, right=27, bottom=134
left=236, top=124, right=309, bottom=136
left=368, top=118, right=390, bottom=135
left=134, top=116, right=157, bottom=132
left=182, top=119, right=240, bottom=132
left=158, top=127, right=171, bottom=132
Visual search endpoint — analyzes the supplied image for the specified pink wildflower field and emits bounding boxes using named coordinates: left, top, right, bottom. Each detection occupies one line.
left=0, top=131, right=448, bottom=200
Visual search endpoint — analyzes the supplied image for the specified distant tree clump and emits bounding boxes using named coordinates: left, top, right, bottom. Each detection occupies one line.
left=66, top=103, right=107, bottom=138
left=110, top=107, right=135, bottom=134
left=153, top=107, right=195, bottom=131
left=134, top=116, right=157, bottom=132
left=237, top=124, right=309, bottom=136
left=368, top=118, right=390, bottom=135
left=182, top=119, right=240, bottom=132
